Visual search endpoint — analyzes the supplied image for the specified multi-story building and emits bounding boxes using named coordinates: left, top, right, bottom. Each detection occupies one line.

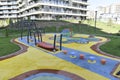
left=96, top=3, right=120, bottom=24
left=0, top=0, right=18, bottom=19
left=110, top=3, right=120, bottom=14
left=0, top=0, right=88, bottom=20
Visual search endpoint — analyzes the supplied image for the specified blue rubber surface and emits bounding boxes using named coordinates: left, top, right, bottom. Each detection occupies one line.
left=24, top=73, right=72, bottom=80
left=50, top=37, right=100, bottom=44
left=56, top=47, right=119, bottom=80
left=19, top=37, right=120, bottom=80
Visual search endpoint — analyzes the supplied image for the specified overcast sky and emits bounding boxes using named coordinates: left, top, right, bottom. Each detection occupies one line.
left=88, top=0, right=120, bottom=10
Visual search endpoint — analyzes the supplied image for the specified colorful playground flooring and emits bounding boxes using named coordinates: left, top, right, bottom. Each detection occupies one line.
left=0, top=33, right=120, bottom=80
left=24, top=73, right=72, bottom=80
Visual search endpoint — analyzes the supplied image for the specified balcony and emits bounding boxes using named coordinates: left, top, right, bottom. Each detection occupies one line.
left=17, top=0, right=88, bottom=13
left=0, top=2, right=17, bottom=5
left=0, top=6, right=18, bottom=10
left=72, top=0, right=88, bottom=5
left=19, top=9, right=87, bottom=18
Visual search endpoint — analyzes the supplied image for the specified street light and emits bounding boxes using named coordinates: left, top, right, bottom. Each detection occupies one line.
left=94, top=11, right=97, bottom=34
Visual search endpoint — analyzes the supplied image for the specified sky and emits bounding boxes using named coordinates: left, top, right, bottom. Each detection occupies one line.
left=88, top=0, right=120, bottom=10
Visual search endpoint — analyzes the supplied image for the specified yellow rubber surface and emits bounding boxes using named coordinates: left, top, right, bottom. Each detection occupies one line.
left=113, top=64, right=120, bottom=78
left=43, top=34, right=120, bottom=61
left=0, top=44, right=108, bottom=80
left=0, top=33, right=119, bottom=80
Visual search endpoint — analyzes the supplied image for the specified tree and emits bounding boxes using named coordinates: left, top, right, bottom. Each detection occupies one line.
left=5, top=18, right=10, bottom=37
left=107, top=18, right=113, bottom=26
left=116, top=30, right=120, bottom=36
left=56, top=15, right=61, bottom=21
left=33, top=0, right=38, bottom=2
left=28, top=16, right=31, bottom=22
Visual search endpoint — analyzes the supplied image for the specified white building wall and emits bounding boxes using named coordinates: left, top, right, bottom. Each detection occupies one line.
left=0, top=0, right=88, bottom=20
left=97, top=3, right=120, bottom=24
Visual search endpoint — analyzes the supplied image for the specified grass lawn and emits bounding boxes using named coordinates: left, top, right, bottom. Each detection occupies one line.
left=0, top=37, right=20, bottom=56
left=83, top=20, right=120, bottom=56
left=83, top=20, right=120, bottom=33
left=96, top=22, right=120, bottom=34
left=100, top=37, right=120, bottom=57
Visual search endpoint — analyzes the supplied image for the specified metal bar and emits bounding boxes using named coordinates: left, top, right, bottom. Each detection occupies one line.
left=94, top=11, right=97, bottom=34
left=33, top=32, right=37, bottom=45
left=53, top=34, right=56, bottom=51
left=60, top=34, right=62, bottom=50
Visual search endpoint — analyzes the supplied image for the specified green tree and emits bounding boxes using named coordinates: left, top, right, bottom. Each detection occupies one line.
left=5, top=18, right=10, bottom=37
left=56, top=15, right=61, bottom=21
left=107, top=18, right=113, bottom=26
left=33, top=0, right=38, bottom=2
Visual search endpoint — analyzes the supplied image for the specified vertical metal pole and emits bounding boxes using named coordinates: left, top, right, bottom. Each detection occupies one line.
left=27, top=31, right=29, bottom=44
left=60, top=34, right=62, bottom=50
left=36, top=29, right=40, bottom=42
left=21, top=21, right=24, bottom=40
left=33, top=32, right=37, bottom=45
left=34, top=21, right=40, bottom=42
left=37, top=32, right=40, bottom=42
left=43, top=28, right=45, bottom=34
left=28, top=22, right=32, bottom=39
left=20, top=22, right=23, bottom=40
left=40, top=31, right=42, bottom=42
left=95, top=11, right=97, bottom=34
left=27, top=23, right=30, bottom=44
left=53, top=34, right=56, bottom=51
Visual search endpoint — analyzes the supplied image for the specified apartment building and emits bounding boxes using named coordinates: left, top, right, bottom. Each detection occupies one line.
left=110, top=3, right=120, bottom=14
left=0, top=0, right=18, bottom=19
left=96, top=3, right=120, bottom=24
left=0, top=0, right=88, bottom=20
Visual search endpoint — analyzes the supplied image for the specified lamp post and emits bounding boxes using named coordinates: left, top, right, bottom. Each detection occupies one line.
left=94, top=11, right=97, bottom=34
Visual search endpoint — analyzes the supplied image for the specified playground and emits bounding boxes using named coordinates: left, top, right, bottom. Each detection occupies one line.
left=0, top=21, right=120, bottom=80
left=0, top=34, right=119, bottom=80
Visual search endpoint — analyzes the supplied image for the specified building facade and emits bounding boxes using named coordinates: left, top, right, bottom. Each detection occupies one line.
left=0, top=0, right=18, bottom=19
left=96, top=3, right=120, bottom=24
left=0, top=0, right=88, bottom=20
